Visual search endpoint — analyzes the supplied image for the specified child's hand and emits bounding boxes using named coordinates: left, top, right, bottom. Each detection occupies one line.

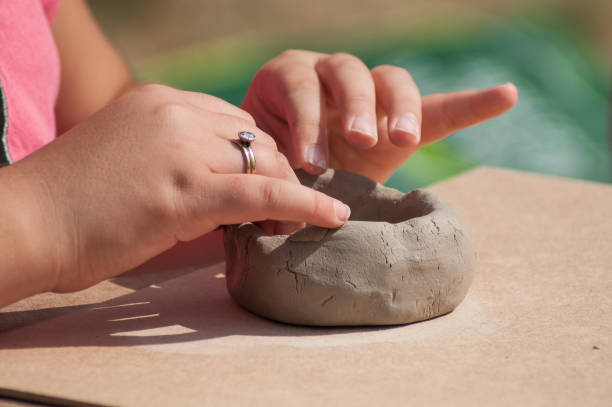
left=242, top=50, right=518, bottom=183
left=10, top=84, right=349, bottom=295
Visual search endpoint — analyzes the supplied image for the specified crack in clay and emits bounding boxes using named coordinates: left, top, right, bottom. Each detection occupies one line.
left=423, top=288, right=443, bottom=319
left=379, top=229, right=394, bottom=269
left=242, top=234, right=253, bottom=284
left=431, top=218, right=441, bottom=234
left=294, top=273, right=300, bottom=294
left=283, top=265, right=307, bottom=295
left=345, top=280, right=357, bottom=288
left=320, top=295, right=335, bottom=307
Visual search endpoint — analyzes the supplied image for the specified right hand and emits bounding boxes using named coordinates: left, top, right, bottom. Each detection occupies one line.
left=12, top=84, right=350, bottom=294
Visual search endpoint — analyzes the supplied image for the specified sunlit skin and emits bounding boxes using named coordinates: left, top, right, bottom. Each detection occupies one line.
left=0, top=1, right=516, bottom=307
left=243, top=50, right=517, bottom=183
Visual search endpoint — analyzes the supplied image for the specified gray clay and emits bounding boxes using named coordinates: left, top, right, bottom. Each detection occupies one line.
left=223, top=169, right=475, bottom=326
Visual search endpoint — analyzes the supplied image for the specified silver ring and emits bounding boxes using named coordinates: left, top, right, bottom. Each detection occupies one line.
left=235, top=131, right=256, bottom=174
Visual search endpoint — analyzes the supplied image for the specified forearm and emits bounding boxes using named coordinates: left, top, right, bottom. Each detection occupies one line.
left=0, top=165, right=56, bottom=308
left=52, top=0, right=134, bottom=134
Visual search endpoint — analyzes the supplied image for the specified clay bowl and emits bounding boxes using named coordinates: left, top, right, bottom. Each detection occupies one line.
left=223, top=169, right=475, bottom=326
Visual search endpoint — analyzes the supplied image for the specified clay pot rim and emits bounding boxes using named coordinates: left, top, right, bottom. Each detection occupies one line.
left=229, top=188, right=445, bottom=245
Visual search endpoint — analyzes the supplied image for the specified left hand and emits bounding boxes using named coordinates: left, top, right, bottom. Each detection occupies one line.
left=242, top=50, right=518, bottom=183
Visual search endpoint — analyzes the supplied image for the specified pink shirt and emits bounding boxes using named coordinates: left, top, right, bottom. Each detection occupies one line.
left=0, top=0, right=61, bottom=165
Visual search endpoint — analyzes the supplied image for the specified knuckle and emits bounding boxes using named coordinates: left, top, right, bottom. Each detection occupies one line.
left=148, top=182, right=182, bottom=226
left=289, top=118, right=321, bottom=138
left=240, top=110, right=256, bottom=124
left=329, top=52, right=363, bottom=69
left=309, top=191, right=327, bottom=218
left=255, top=133, right=277, bottom=149
left=231, top=110, right=257, bottom=127
left=338, top=89, right=374, bottom=109
left=136, top=83, right=170, bottom=96
left=206, top=94, right=253, bottom=121
left=213, top=177, right=248, bottom=222
left=466, top=95, right=480, bottom=119
left=372, top=65, right=421, bottom=101
left=274, top=150, right=292, bottom=171
left=440, top=101, right=462, bottom=130
left=287, top=76, right=319, bottom=94
left=290, top=116, right=319, bottom=130
left=279, top=49, right=304, bottom=60
left=260, top=130, right=279, bottom=146
left=167, top=170, right=218, bottom=237
left=253, top=63, right=276, bottom=82
left=225, top=177, right=246, bottom=202
left=153, top=102, right=189, bottom=125
left=194, top=92, right=223, bottom=106
left=372, top=64, right=411, bottom=79
left=251, top=68, right=275, bottom=97
left=347, top=93, right=372, bottom=105
left=260, top=180, right=283, bottom=208
left=197, top=93, right=255, bottom=122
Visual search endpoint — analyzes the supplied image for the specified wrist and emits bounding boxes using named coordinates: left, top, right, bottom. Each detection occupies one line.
left=0, top=163, right=63, bottom=306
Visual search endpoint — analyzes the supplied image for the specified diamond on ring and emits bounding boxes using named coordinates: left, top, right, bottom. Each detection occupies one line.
left=235, top=131, right=257, bottom=174
left=238, top=131, right=256, bottom=145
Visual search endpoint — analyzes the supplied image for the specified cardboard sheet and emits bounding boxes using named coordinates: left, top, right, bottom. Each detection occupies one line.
left=0, top=167, right=610, bottom=406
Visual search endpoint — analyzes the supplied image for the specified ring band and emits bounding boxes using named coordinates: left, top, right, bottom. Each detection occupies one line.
left=235, top=131, right=256, bottom=174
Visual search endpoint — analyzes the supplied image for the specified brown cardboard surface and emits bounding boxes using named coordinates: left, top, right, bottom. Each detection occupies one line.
left=0, top=167, right=610, bottom=406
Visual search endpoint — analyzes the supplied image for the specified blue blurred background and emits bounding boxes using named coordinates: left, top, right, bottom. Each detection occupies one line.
left=88, top=0, right=611, bottom=191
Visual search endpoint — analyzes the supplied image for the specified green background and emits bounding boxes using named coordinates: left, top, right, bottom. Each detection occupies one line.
left=138, top=13, right=610, bottom=192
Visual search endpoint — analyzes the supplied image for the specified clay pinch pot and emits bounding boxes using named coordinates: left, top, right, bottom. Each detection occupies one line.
left=223, top=169, right=475, bottom=326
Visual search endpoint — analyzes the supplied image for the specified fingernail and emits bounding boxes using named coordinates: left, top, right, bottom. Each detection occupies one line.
left=306, top=144, right=327, bottom=171
left=334, top=200, right=351, bottom=223
left=350, top=114, right=377, bottom=140
left=393, top=113, right=421, bottom=143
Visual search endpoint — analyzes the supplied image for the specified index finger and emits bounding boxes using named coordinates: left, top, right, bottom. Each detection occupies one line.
left=207, top=174, right=351, bottom=229
left=253, top=53, right=328, bottom=175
